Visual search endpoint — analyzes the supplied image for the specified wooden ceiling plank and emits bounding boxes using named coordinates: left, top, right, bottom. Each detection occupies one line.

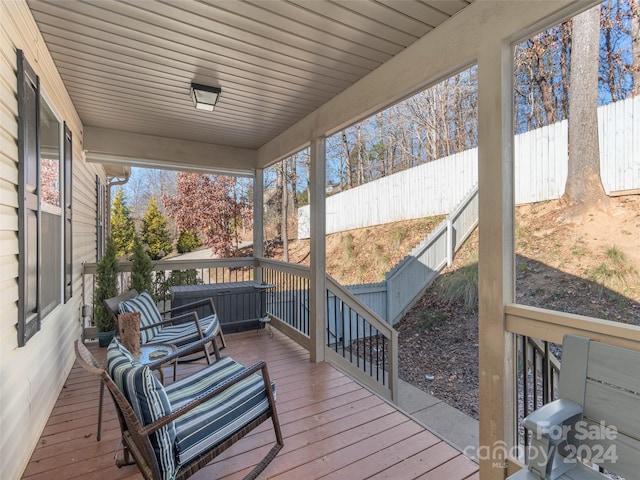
left=377, top=0, right=451, bottom=26
left=37, top=26, right=336, bottom=102
left=160, top=0, right=389, bottom=66
left=47, top=44, right=323, bottom=110
left=338, top=0, right=433, bottom=37
left=288, top=0, right=418, bottom=47
left=248, top=0, right=405, bottom=56
left=421, top=0, right=473, bottom=17
left=29, top=0, right=369, bottom=84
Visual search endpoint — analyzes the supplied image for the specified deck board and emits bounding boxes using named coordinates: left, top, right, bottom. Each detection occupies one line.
left=22, top=330, right=478, bottom=479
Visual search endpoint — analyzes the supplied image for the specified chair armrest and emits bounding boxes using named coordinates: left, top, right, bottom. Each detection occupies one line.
left=524, top=398, right=583, bottom=444
left=140, top=311, right=205, bottom=336
left=141, top=361, right=269, bottom=435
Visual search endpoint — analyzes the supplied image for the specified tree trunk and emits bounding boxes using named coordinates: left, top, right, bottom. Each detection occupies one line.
left=632, top=0, right=640, bottom=94
left=564, top=5, right=608, bottom=213
left=290, top=155, right=298, bottom=211
left=274, top=163, right=283, bottom=241
left=560, top=22, right=571, bottom=120
left=603, top=9, right=621, bottom=102
left=280, top=161, right=289, bottom=262
left=356, top=124, right=365, bottom=185
left=341, top=131, right=354, bottom=189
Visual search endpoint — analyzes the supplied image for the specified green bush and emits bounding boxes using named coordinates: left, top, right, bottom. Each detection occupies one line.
left=177, top=229, right=202, bottom=254
left=93, top=237, right=119, bottom=332
left=151, top=269, right=201, bottom=302
left=130, top=235, right=153, bottom=294
left=588, top=246, right=637, bottom=295
left=438, top=259, right=478, bottom=312
left=141, top=197, right=173, bottom=260
left=110, top=188, right=135, bottom=258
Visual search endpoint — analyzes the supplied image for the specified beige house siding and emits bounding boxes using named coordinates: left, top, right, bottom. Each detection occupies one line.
left=0, top=2, right=105, bottom=479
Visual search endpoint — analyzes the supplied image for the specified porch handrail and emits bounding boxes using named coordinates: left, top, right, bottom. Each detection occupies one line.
left=256, top=257, right=312, bottom=349
left=506, top=303, right=640, bottom=349
left=325, top=275, right=396, bottom=340
left=257, top=258, right=398, bottom=401
left=325, top=274, right=399, bottom=402
left=505, top=303, right=640, bottom=475
left=256, top=257, right=311, bottom=279
left=83, top=256, right=256, bottom=274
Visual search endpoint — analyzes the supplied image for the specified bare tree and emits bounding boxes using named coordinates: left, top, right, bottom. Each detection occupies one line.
left=564, top=5, right=609, bottom=213
left=629, top=0, right=640, bottom=93
left=341, top=131, right=355, bottom=188
left=162, top=173, right=251, bottom=257
left=514, top=24, right=571, bottom=132
left=279, top=161, right=289, bottom=262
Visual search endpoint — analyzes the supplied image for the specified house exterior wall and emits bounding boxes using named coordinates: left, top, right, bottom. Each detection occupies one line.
left=0, top=2, right=105, bottom=479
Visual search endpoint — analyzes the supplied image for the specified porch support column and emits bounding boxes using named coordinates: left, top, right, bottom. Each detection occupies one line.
left=477, top=37, right=516, bottom=478
left=309, top=137, right=326, bottom=363
left=253, top=168, right=264, bottom=283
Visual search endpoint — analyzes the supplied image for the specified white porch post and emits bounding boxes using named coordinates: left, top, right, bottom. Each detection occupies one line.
left=253, top=168, right=264, bottom=283
left=309, top=137, right=326, bottom=363
left=477, top=37, right=516, bottom=479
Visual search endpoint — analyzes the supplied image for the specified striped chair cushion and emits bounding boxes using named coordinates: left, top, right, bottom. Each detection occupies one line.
left=167, top=357, right=276, bottom=466
left=119, top=291, right=162, bottom=343
left=165, top=356, right=247, bottom=408
left=106, top=339, right=177, bottom=480
left=150, top=314, right=220, bottom=348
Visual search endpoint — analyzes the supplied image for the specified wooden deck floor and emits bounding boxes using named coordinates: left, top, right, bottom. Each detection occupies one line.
left=22, top=330, right=478, bottom=480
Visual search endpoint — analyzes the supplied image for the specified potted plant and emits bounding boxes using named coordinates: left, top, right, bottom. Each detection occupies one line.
left=93, top=236, right=119, bottom=346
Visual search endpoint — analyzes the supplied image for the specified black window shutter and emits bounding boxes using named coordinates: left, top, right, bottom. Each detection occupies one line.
left=17, top=50, right=41, bottom=347
left=64, top=123, right=72, bottom=302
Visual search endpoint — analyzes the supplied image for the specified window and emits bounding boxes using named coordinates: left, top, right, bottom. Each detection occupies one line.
left=17, top=50, right=40, bottom=346
left=17, top=50, right=72, bottom=346
left=39, top=99, right=62, bottom=318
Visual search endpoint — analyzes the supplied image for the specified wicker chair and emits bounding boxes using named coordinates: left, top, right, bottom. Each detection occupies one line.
left=104, top=289, right=226, bottom=365
left=75, top=340, right=283, bottom=480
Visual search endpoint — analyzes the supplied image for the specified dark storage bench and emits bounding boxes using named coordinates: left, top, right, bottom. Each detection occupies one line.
left=171, top=282, right=266, bottom=333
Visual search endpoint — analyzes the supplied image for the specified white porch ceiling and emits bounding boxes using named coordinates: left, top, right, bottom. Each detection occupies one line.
left=26, top=0, right=473, bottom=172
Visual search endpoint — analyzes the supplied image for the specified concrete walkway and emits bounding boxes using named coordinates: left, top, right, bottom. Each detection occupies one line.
left=397, top=379, right=479, bottom=461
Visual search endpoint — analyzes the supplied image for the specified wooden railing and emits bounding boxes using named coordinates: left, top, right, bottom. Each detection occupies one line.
left=505, top=303, right=640, bottom=475
left=258, top=258, right=311, bottom=351
left=257, top=258, right=398, bottom=401
left=83, top=256, right=398, bottom=402
left=325, top=275, right=398, bottom=401
left=516, top=334, right=560, bottom=464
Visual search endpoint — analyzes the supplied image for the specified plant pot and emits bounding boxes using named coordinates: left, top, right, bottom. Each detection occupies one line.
left=97, top=330, right=115, bottom=347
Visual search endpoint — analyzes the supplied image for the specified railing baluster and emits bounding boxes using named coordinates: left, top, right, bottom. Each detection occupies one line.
left=521, top=335, right=528, bottom=460
left=543, top=341, right=549, bottom=405
left=517, top=334, right=560, bottom=465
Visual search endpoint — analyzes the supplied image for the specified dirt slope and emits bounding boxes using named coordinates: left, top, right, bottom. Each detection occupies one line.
left=397, top=195, right=640, bottom=419
left=267, top=215, right=444, bottom=284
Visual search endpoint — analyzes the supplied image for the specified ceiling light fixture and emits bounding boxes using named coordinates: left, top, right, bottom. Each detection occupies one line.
left=190, top=82, right=221, bottom=111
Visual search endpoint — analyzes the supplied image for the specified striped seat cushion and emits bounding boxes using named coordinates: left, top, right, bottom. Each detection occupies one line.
left=106, top=339, right=177, bottom=480
left=150, top=314, right=219, bottom=348
left=167, top=357, right=276, bottom=466
left=119, top=290, right=162, bottom=343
